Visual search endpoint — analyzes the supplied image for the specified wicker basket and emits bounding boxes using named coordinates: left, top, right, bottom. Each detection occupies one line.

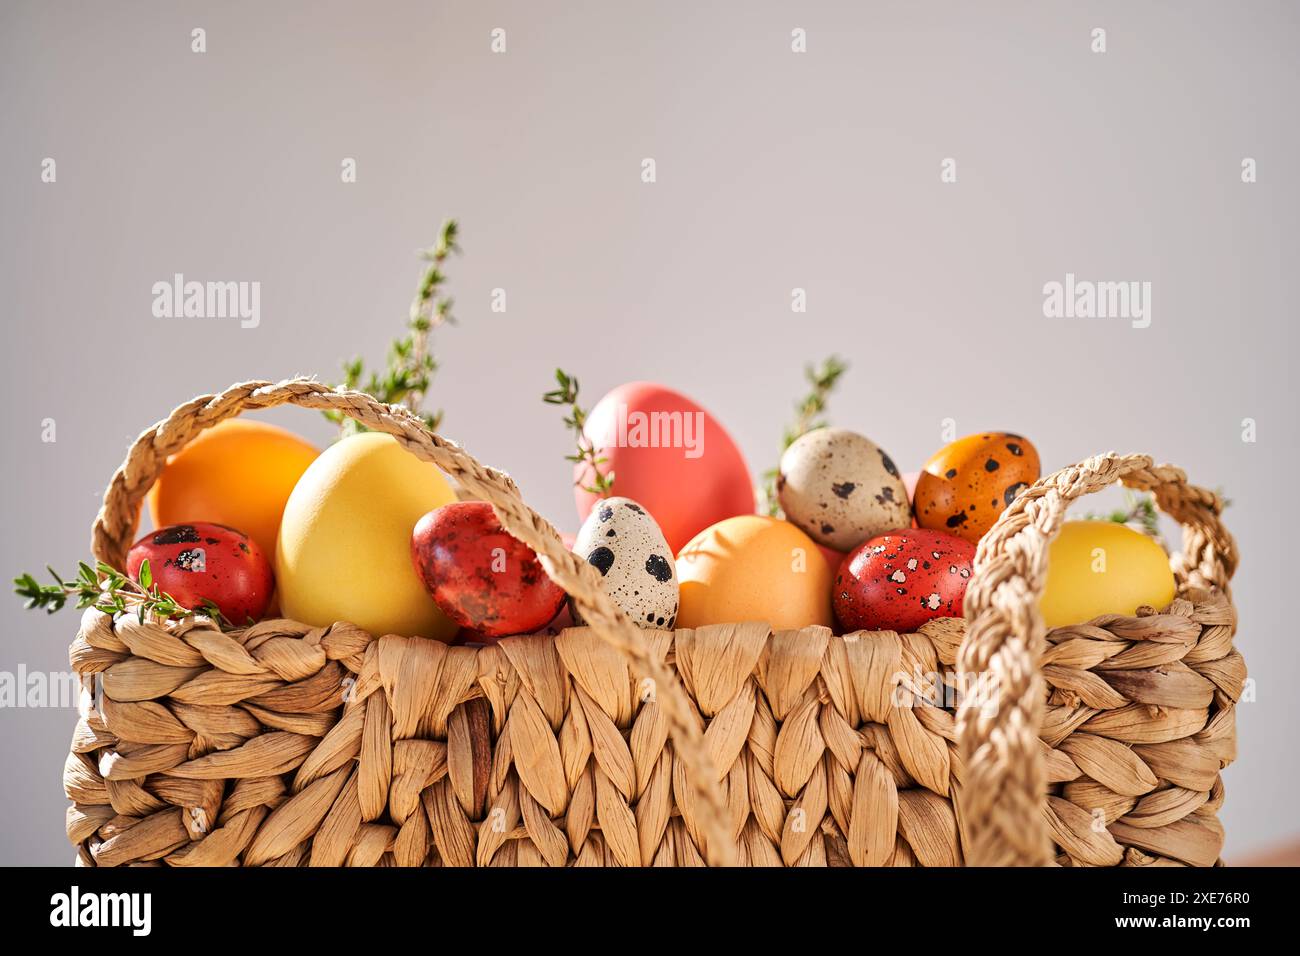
left=64, top=379, right=1245, bottom=867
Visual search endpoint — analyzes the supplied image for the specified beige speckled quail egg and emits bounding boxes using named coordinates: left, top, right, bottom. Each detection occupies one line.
left=777, top=427, right=912, bottom=552
left=571, top=496, right=679, bottom=629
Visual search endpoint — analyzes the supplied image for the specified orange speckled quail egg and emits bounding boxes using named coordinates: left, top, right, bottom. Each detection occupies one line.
left=777, top=427, right=912, bottom=552
left=914, top=432, right=1040, bottom=544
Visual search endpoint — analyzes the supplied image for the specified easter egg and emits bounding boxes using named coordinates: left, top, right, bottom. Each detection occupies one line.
left=575, top=382, right=754, bottom=553
left=817, top=542, right=846, bottom=573
left=572, top=497, right=678, bottom=629
left=833, top=529, right=974, bottom=633
left=411, top=502, right=566, bottom=638
left=457, top=600, right=577, bottom=647
left=676, top=515, right=832, bottom=630
left=128, top=522, right=274, bottom=625
left=147, top=419, right=319, bottom=559
left=901, top=472, right=920, bottom=527
left=777, top=427, right=911, bottom=551
left=902, top=471, right=919, bottom=500
left=914, top=432, right=1040, bottom=543
left=276, top=432, right=458, bottom=641
left=1040, top=521, right=1176, bottom=628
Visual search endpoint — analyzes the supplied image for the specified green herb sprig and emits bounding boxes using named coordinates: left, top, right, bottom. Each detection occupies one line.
left=14, top=561, right=228, bottom=627
left=760, top=355, right=849, bottom=516
left=1083, top=486, right=1232, bottom=543
left=325, top=219, right=461, bottom=437
left=543, top=368, right=615, bottom=497
left=1083, top=491, right=1161, bottom=539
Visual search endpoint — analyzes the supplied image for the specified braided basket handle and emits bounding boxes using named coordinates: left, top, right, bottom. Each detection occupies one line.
left=90, top=377, right=738, bottom=866
left=956, top=452, right=1238, bottom=866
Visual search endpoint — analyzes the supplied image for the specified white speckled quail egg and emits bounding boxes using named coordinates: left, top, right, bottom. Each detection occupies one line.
left=572, top=496, right=679, bottom=629
left=777, top=427, right=912, bottom=552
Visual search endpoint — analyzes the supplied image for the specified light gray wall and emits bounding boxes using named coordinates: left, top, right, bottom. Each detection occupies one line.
left=2, top=0, right=1295, bottom=864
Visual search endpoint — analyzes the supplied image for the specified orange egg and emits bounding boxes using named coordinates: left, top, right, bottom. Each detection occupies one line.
left=914, top=432, right=1040, bottom=544
left=147, top=419, right=319, bottom=559
left=676, top=515, right=833, bottom=630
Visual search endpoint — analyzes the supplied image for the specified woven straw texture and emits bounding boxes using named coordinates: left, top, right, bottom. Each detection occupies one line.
left=64, top=379, right=1244, bottom=866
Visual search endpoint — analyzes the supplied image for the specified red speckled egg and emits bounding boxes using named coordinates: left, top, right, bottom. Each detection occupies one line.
left=834, top=528, right=975, bottom=633
left=127, top=522, right=274, bottom=625
left=914, top=432, right=1040, bottom=544
left=411, top=502, right=566, bottom=638
left=574, top=382, right=755, bottom=553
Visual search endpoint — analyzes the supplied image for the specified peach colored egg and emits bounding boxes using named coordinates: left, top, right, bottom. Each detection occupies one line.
left=675, top=515, right=832, bottom=630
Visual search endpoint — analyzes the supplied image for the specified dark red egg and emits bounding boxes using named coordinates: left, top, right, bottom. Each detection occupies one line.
left=833, top=528, right=975, bottom=633
left=127, top=522, right=274, bottom=624
left=411, top=502, right=566, bottom=638
left=454, top=603, right=573, bottom=647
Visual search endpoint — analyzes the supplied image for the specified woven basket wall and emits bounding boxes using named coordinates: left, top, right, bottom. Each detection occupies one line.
left=64, top=379, right=1246, bottom=867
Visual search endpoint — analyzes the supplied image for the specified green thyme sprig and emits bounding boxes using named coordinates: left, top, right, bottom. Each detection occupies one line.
left=1083, top=487, right=1232, bottom=542
left=543, top=368, right=615, bottom=497
left=13, top=560, right=228, bottom=627
left=760, top=355, right=849, bottom=516
left=325, top=219, right=461, bottom=437
left=1084, top=491, right=1161, bottom=539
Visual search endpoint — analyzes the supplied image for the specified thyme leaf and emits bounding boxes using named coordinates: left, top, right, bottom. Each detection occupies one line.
left=13, top=561, right=228, bottom=628
left=324, top=219, right=461, bottom=437
left=544, top=368, right=615, bottom=497
left=759, top=355, right=848, bottom=516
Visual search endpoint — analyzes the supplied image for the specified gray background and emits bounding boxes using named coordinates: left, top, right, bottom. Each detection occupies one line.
left=2, top=0, right=1296, bottom=864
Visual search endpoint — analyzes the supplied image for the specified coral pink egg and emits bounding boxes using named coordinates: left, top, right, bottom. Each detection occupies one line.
left=901, top=471, right=921, bottom=527
left=575, top=382, right=754, bottom=553
left=817, top=542, right=846, bottom=572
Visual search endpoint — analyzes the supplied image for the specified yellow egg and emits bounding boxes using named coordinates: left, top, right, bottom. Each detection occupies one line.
left=276, top=432, right=458, bottom=640
left=1040, top=520, right=1176, bottom=629
left=675, top=515, right=833, bottom=629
